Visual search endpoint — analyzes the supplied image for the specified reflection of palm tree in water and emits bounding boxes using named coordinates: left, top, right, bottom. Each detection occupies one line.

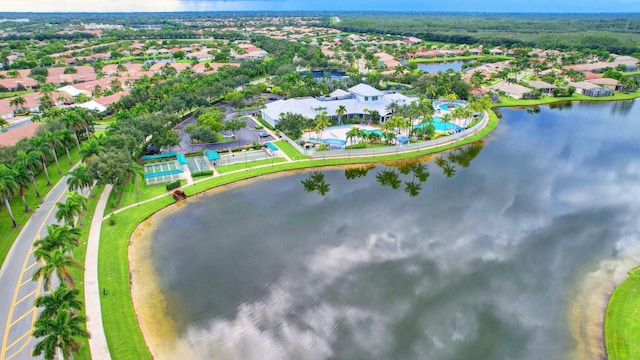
left=301, top=171, right=331, bottom=196
left=303, top=142, right=483, bottom=198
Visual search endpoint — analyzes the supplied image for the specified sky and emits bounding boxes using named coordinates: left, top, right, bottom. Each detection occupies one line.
left=1, top=0, right=640, bottom=13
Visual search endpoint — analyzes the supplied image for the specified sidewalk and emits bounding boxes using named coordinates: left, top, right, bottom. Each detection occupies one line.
left=84, top=185, right=113, bottom=360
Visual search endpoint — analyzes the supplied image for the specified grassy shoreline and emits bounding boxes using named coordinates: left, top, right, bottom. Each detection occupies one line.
left=605, top=268, right=640, bottom=360
left=408, top=55, right=510, bottom=63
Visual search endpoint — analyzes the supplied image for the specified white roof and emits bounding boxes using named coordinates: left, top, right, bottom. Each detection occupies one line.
left=58, top=85, right=87, bottom=97
left=526, top=80, right=557, bottom=89
left=263, top=85, right=417, bottom=121
left=570, top=81, right=600, bottom=90
left=329, top=89, right=350, bottom=97
left=348, top=83, right=384, bottom=97
left=74, top=100, right=107, bottom=113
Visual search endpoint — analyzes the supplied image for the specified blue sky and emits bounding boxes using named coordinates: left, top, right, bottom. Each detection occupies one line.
left=1, top=0, right=639, bottom=12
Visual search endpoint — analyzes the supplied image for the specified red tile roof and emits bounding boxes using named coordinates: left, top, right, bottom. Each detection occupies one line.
left=0, top=123, right=39, bottom=147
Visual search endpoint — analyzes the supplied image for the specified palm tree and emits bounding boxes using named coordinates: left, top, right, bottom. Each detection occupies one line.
left=60, top=112, right=84, bottom=150
left=43, top=130, right=64, bottom=175
left=32, top=248, right=83, bottom=289
left=14, top=150, right=43, bottom=197
left=336, top=105, right=347, bottom=126
left=345, top=126, right=360, bottom=146
left=55, top=202, right=76, bottom=228
left=0, top=164, right=19, bottom=228
left=55, top=129, right=76, bottom=165
left=67, top=165, right=93, bottom=196
left=29, top=137, right=52, bottom=186
left=314, top=112, right=331, bottom=140
left=32, top=309, right=90, bottom=360
left=34, top=224, right=81, bottom=254
left=35, top=284, right=83, bottom=319
left=66, top=192, right=88, bottom=226
left=79, top=139, right=101, bottom=164
left=9, top=95, right=26, bottom=112
left=12, top=163, right=33, bottom=212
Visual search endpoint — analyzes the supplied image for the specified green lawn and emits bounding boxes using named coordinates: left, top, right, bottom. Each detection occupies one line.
left=605, top=269, right=640, bottom=360
left=99, top=198, right=173, bottom=360
left=106, top=174, right=177, bottom=212
left=216, top=158, right=288, bottom=173
left=0, top=90, right=35, bottom=99
left=272, top=140, right=310, bottom=160
left=408, top=55, right=510, bottom=64
left=0, top=149, right=81, bottom=269
left=496, top=90, right=640, bottom=108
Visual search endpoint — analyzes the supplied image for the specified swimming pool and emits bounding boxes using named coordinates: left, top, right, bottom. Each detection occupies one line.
left=414, top=118, right=463, bottom=132
left=438, top=103, right=462, bottom=112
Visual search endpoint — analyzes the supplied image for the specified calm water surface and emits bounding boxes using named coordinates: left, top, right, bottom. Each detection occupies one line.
left=149, top=101, right=640, bottom=359
left=417, top=60, right=469, bottom=73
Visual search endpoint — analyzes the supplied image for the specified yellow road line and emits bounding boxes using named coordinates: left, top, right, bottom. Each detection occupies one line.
left=0, top=186, right=67, bottom=360
left=3, top=329, right=30, bottom=352
left=14, top=289, right=37, bottom=307
left=9, top=309, right=33, bottom=327
left=18, top=278, right=31, bottom=288
left=23, top=261, right=38, bottom=272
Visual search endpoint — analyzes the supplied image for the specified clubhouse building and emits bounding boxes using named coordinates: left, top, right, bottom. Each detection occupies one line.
left=261, top=83, right=418, bottom=126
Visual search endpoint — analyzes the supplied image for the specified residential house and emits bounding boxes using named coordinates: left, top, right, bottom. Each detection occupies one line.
left=569, top=81, right=614, bottom=97
left=490, top=82, right=535, bottom=99
left=526, top=80, right=557, bottom=96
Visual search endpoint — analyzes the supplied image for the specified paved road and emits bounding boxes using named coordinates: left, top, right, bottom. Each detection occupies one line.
left=0, top=172, right=72, bottom=360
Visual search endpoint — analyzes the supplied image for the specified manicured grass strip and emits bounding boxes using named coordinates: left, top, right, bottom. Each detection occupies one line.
left=0, top=149, right=81, bottom=268
left=99, top=197, right=173, bottom=360
left=272, top=140, right=310, bottom=160
left=67, top=185, right=105, bottom=360
left=216, top=158, right=287, bottom=173
left=605, top=271, right=640, bottom=360
left=408, top=55, right=509, bottom=64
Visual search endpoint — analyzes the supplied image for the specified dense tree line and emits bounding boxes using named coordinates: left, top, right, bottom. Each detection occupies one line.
left=328, top=14, right=640, bottom=56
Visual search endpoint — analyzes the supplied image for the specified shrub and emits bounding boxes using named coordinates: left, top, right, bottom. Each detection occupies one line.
left=108, top=214, right=117, bottom=226
left=191, top=170, right=213, bottom=178
left=165, top=180, right=181, bottom=191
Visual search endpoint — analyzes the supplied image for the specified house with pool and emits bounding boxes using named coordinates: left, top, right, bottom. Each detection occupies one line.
left=261, top=83, right=418, bottom=127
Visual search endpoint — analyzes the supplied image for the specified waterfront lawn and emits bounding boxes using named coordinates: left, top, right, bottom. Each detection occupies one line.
left=496, top=90, right=640, bottom=107
left=216, top=158, right=287, bottom=173
left=272, top=140, right=310, bottom=160
left=605, top=270, right=640, bottom=360
left=0, top=149, right=81, bottom=268
left=408, top=55, right=509, bottom=63
left=99, top=197, right=173, bottom=360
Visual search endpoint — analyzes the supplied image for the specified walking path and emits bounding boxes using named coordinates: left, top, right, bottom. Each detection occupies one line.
left=84, top=185, right=112, bottom=360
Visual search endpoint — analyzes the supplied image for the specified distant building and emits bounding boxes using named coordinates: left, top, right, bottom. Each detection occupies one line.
left=570, top=81, right=614, bottom=97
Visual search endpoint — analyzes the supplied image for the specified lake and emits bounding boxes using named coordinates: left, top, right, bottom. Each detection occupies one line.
left=135, top=100, right=640, bottom=360
left=417, top=60, right=469, bottom=73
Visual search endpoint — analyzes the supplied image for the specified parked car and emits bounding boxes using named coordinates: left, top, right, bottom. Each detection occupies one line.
left=258, top=131, right=270, bottom=138
left=221, top=133, right=235, bottom=139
